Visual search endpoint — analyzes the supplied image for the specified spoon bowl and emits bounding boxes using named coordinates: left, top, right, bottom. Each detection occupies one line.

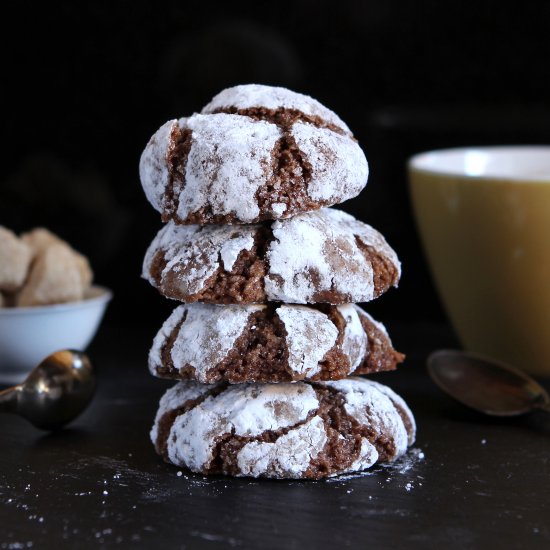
left=0, top=350, right=96, bottom=430
left=428, top=349, right=550, bottom=416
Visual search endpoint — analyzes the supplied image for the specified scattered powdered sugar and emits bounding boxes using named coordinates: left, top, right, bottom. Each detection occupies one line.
left=236, top=416, right=328, bottom=478
left=338, top=304, right=368, bottom=371
left=326, top=448, right=426, bottom=484
left=291, top=122, right=368, bottom=203
left=276, top=305, right=338, bottom=377
left=201, top=83, right=351, bottom=133
left=325, top=469, right=378, bottom=482
left=379, top=447, right=426, bottom=476
left=178, top=114, right=281, bottom=223
left=265, top=208, right=400, bottom=303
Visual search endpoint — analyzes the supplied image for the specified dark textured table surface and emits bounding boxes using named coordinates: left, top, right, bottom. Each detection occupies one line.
left=1, top=321, right=549, bottom=550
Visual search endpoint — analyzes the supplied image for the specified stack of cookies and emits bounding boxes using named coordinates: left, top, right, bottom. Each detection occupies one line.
left=140, top=84, right=416, bottom=480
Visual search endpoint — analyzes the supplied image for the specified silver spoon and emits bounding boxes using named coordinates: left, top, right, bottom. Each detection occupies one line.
left=428, top=349, right=550, bottom=416
left=0, top=350, right=96, bottom=430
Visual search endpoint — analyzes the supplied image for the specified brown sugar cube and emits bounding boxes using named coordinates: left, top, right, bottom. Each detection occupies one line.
left=16, top=243, right=93, bottom=307
left=0, top=226, right=33, bottom=292
left=21, top=227, right=65, bottom=256
left=21, top=227, right=93, bottom=294
left=74, top=252, right=93, bottom=290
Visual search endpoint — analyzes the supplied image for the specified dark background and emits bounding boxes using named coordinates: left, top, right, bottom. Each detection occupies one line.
left=1, top=0, right=550, bottom=332
left=2, top=7, right=550, bottom=548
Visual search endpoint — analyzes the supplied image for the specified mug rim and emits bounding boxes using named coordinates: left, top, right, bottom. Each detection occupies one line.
left=408, top=145, right=550, bottom=182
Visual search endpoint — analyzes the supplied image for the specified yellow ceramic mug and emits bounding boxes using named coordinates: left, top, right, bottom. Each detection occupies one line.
left=409, top=146, right=550, bottom=377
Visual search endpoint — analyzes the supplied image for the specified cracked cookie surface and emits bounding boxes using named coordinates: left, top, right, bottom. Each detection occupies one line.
left=151, top=377, right=416, bottom=479
left=149, top=303, right=404, bottom=383
left=142, top=208, right=401, bottom=305
left=140, top=84, right=368, bottom=224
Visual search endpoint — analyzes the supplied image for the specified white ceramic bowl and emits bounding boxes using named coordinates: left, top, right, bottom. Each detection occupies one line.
left=0, top=286, right=112, bottom=384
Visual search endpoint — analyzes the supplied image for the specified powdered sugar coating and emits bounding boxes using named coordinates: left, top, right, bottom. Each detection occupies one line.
left=143, top=208, right=400, bottom=305
left=150, top=381, right=217, bottom=444
left=356, top=307, right=390, bottom=337
left=170, top=304, right=262, bottom=377
left=276, top=305, right=338, bottom=378
left=337, top=304, right=369, bottom=371
left=148, top=303, right=187, bottom=369
left=291, top=122, right=368, bottom=203
left=142, top=222, right=258, bottom=298
left=271, top=203, right=287, bottom=217
left=152, top=378, right=416, bottom=479
left=370, top=381, right=417, bottom=446
left=202, top=84, right=351, bottom=133
left=180, top=114, right=281, bottom=222
left=219, top=232, right=256, bottom=272
left=139, top=119, right=179, bottom=213
left=148, top=302, right=396, bottom=383
left=165, top=384, right=319, bottom=472
left=149, top=303, right=263, bottom=381
left=236, top=416, right=328, bottom=478
left=323, top=378, right=413, bottom=458
left=140, top=85, right=368, bottom=224
left=347, top=437, right=379, bottom=472
left=265, top=208, right=401, bottom=303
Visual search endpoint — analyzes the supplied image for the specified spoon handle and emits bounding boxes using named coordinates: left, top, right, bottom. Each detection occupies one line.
left=0, top=386, right=19, bottom=414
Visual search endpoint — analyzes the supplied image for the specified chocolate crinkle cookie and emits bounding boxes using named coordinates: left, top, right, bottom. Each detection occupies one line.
left=151, top=377, right=415, bottom=480
left=139, top=84, right=368, bottom=225
left=142, top=208, right=400, bottom=305
left=149, top=302, right=404, bottom=384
